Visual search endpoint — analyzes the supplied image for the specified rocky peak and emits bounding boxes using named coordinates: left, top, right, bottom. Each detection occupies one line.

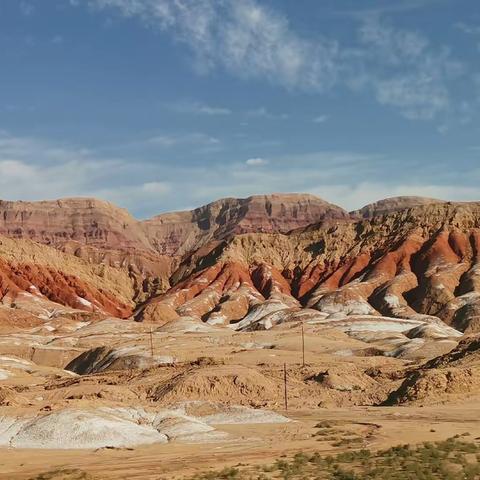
left=0, top=197, right=153, bottom=251
left=143, top=193, right=349, bottom=256
left=352, top=196, right=445, bottom=219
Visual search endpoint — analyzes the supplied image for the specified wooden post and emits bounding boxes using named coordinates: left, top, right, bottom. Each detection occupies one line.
left=301, top=322, right=305, bottom=367
left=283, top=362, right=288, bottom=411
left=149, top=327, right=154, bottom=357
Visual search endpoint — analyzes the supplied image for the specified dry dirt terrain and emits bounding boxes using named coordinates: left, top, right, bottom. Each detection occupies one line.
left=1, top=194, right=480, bottom=479
left=1, top=317, right=480, bottom=479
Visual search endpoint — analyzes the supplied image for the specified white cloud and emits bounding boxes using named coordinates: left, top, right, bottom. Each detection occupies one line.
left=141, top=181, right=171, bottom=194
left=19, top=2, right=35, bottom=16
left=0, top=131, right=477, bottom=217
left=0, top=159, right=36, bottom=179
left=355, top=17, right=464, bottom=120
left=455, top=22, right=480, bottom=36
left=245, top=157, right=268, bottom=166
left=89, top=0, right=340, bottom=91
left=309, top=182, right=480, bottom=211
left=313, top=114, right=329, bottom=123
left=358, top=17, right=429, bottom=65
left=170, top=101, right=231, bottom=116
left=51, top=35, right=64, bottom=45
left=0, top=132, right=172, bottom=216
left=247, top=107, right=288, bottom=120
left=86, top=1, right=469, bottom=122
left=374, top=74, right=449, bottom=120
left=146, top=132, right=220, bottom=147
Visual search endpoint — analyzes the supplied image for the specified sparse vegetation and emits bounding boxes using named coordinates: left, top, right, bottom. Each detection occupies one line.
left=29, top=469, right=94, bottom=480
left=186, top=438, right=480, bottom=479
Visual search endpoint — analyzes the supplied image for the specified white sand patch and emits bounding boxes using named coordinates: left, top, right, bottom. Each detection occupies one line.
left=1, top=410, right=167, bottom=449
left=406, top=323, right=462, bottom=339
left=385, top=338, right=425, bottom=357
left=384, top=294, right=401, bottom=309
left=77, top=296, right=93, bottom=308
left=239, top=342, right=274, bottom=350
left=232, top=301, right=289, bottom=330
left=0, top=407, right=231, bottom=449
left=0, top=403, right=291, bottom=450
left=206, top=314, right=227, bottom=326
left=310, top=315, right=426, bottom=333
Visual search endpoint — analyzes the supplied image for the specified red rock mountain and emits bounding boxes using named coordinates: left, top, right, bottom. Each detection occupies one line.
left=1, top=194, right=480, bottom=335
left=0, top=193, right=347, bottom=319
left=0, top=194, right=347, bottom=256
left=139, top=201, right=480, bottom=334
left=142, top=193, right=349, bottom=256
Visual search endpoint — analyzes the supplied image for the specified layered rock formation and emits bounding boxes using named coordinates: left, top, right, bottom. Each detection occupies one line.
left=139, top=201, right=480, bottom=335
left=142, top=193, right=349, bottom=256
left=0, top=194, right=479, bottom=336
left=0, top=236, right=133, bottom=318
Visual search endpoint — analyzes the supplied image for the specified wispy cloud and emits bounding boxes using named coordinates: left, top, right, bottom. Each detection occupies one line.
left=332, top=0, right=445, bottom=19
left=86, top=0, right=469, bottom=123
left=245, top=157, right=268, bottom=166
left=455, top=22, right=480, bottom=53
left=455, top=22, right=480, bottom=36
left=51, top=35, right=64, bottom=45
left=89, top=0, right=340, bottom=92
left=19, top=1, right=35, bottom=16
left=0, top=131, right=172, bottom=216
left=313, top=114, right=329, bottom=123
left=0, top=131, right=477, bottom=216
left=170, top=101, right=231, bottom=116
left=355, top=16, right=464, bottom=120
left=247, top=107, right=289, bottom=120
left=146, top=132, right=220, bottom=147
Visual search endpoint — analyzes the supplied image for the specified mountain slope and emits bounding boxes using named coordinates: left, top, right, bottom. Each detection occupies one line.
left=0, top=236, right=134, bottom=318
left=0, top=193, right=347, bottom=317
left=139, top=202, right=480, bottom=333
left=142, top=193, right=349, bottom=256
left=0, top=195, right=479, bottom=335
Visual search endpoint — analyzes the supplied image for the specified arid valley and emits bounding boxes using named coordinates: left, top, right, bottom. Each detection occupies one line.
left=3, top=0, right=480, bottom=477
left=1, top=194, right=480, bottom=478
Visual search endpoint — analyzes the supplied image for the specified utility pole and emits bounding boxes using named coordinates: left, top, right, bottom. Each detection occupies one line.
left=149, top=327, right=154, bottom=357
left=301, top=322, right=305, bottom=367
left=283, top=362, right=288, bottom=411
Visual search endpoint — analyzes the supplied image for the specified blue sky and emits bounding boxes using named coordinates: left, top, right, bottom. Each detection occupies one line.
left=0, top=0, right=479, bottom=217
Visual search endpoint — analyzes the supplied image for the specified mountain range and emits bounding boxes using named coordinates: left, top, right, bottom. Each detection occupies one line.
left=1, top=193, right=479, bottom=336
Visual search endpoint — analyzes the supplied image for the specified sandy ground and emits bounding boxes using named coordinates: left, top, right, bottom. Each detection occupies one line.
left=0, top=316, right=475, bottom=479
left=1, top=400, right=480, bottom=479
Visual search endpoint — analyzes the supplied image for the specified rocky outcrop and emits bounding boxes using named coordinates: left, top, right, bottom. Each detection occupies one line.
left=0, top=236, right=134, bottom=318
left=139, top=202, right=480, bottom=334
left=0, top=197, right=152, bottom=251
left=385, top=334, right=480, bottom=405
left=1, top=195, right=480, bottom=334
left=0, top=194, right=347, bottom=298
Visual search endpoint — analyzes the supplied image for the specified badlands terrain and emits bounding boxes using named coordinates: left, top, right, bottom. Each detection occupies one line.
left=1, top=193, right=480, bottom=478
